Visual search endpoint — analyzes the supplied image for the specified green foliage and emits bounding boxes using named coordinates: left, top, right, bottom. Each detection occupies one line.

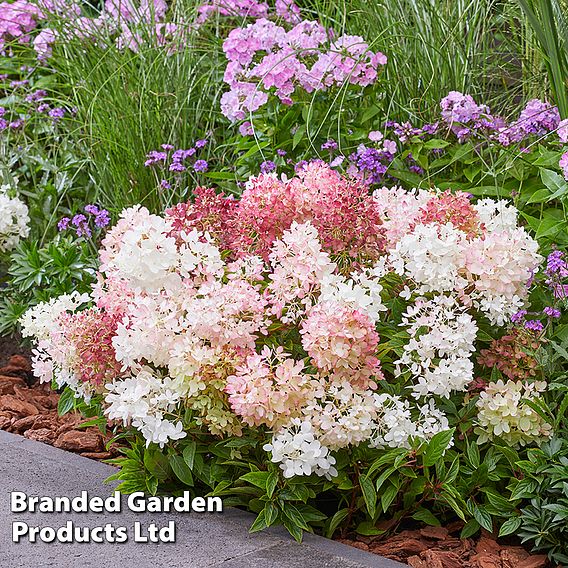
left=508, top=438, right=568, bottom=564
left=517, top=0, right=568, bottom=117
left=0, top=236, right=96, bottom=334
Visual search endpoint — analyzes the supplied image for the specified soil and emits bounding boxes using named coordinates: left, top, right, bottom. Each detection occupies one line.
left=0, top=338, right=554, bottom=567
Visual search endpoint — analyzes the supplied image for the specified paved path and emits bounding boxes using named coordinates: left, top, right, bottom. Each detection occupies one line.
left=0, top=430, right=403, bottom=568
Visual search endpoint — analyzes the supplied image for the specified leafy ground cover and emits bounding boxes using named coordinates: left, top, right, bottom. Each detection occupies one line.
left=1, top=0, right=568, bottom=565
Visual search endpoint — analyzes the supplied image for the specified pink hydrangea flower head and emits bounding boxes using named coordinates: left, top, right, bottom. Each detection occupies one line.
left=415, top=190, right=482, bottom=238
left=62, top=308, right=123, bottom=386
left=300, top=301, right=382, bottom=389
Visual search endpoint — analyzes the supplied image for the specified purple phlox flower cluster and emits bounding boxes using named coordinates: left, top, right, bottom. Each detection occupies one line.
left=9, top=119, right=23, bottom=129
left=439, top=91, right=501, bottom=140
left=511, top=309, right=527, bottom=324
left=193, top=159, right=209, bottom=172
left=221, top=18, right=386, bottom=122
left=438, top=91, right=560, bottom=146
left=48, top=107, right=65, bottom=122
left=347, top=137, right=396, bottom=185
left=10, top=79, right=29, bottom=88
left=321, top=139, right=338, bottom=151
left=405, top=152, right=424, bottom=175
left=72, top=213, right=91, bottom=237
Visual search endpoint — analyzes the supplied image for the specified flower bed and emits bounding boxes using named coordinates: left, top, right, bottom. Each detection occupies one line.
left=18, top=163, right=566, bottom=557
left=1, top=0, right=568, bottom=563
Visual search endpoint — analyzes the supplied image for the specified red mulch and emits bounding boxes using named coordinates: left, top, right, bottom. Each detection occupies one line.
left=0, top=353, right=119, bottom=460
left=338, top=526, right=551, bottom=567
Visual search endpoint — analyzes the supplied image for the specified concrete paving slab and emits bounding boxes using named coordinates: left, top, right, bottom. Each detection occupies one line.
left=0, top=430, right=405, bottom=568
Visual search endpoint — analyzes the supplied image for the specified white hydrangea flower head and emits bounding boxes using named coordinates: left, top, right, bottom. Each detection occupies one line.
left=0, top=185, right=30, bottom=252
left=475, top=379, right=552, bottom=447
left=263, top=418, right=338, bottom=479
left=20, top=292, right=91, bottom=341
left=104, top=367, right=187, bottom=447
left=397, top=295, right=477, bottom=397
left=474, top=198, right=518, bottom=234
left=389, top=223, right=468, bottom=293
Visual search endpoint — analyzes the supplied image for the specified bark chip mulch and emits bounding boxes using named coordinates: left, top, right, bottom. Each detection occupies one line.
left=338, top=526, right=550, bottom=567
left=0, top=354, right=117, bottom=460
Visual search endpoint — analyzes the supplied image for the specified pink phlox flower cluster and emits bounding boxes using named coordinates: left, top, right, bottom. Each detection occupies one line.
left=300, top=301, right=382, bottom=390
left=225, top=346, right=314, bottom=427
left=104, top=0, right=167, bottom=22
left=560, top=152, right=568, bottom=181
left=0, top=0, right=43, bottom=48
left=221, top=18, right=385, bottom=121
left=196, top=0, right=269, bottom=24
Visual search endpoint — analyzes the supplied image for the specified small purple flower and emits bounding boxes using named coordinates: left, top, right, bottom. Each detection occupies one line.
left=321, top=139, right=338, bottom=151
left=0, top=119, right=7, bottom=131
left=160, top=179, right=171, bottom=190
left=161, top=144, right=174, bottom=151
left=524, top=319, right=544, bottom=332
left=9, top=119, right=23, bottom=129
left=260, top=160, right=276, bottom=173
left=193, top=159, right=208, bottom=172
left=172, top=148, right=195, bottom=161
left=511, top=310, right=527, bottom=323
left=276, top=149, right=287, bottom=157
left=37, top=103, right=50, bottom=113
left=295, top=160, right=308, bottom=172
left=0, top=107, right=5, bottom=117
left=330, top=155, right=344, bottom=167
left=48, top=107, right=65, bottom=121
left=169, top=161, right=186, bottom=172
left=72, top=214, right=87, bottom=227
left=76, top=223, right=92, bottom=238
left=57, top=217, right=70, bottom=231
left=94, top=210, right=110, bottom=228
left=195, top=139, right=208, bottom=148
left=25, top=90, right=47, bottom=103
left=368, top=131, right=383, bottom=142
left=543, top=306, right=561, bottom=318
left=84, top=204, right=99, bottom=215
left=145, top=150, right=168, bottom=167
